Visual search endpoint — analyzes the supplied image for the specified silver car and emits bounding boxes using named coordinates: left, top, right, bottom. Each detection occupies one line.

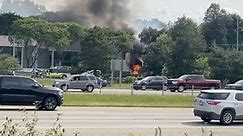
left=53, top=74, right=97, bottom=92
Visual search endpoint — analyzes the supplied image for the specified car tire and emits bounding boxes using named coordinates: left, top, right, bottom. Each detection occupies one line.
left=170, top=89, right=176, bottom=92
left=61, top=84, right=68, bottom=92
left=43, top=96, right=58, bottom=111
left=178, top=85, right=184, bottom=92
left=220, top=110, right=234, bottom=125
left=86, top=85, right=94, bottom=92
left=141, top=84, right=147, bottom=90
left=81, top=89, right=86, bottom=92
left=201, top=117, right=212, bottom=123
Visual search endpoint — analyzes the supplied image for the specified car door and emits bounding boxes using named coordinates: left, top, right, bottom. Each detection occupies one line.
left=19, top=77, right=38, bottom=104
left=0, top=77, right=24, bottom=104
left=150, top=77, right=163, bottom=90
left=234, top=93, right=243, bottom=119
left=69, top=76, right=81, bottom=89
left=79, top=76, right=89, bottom=89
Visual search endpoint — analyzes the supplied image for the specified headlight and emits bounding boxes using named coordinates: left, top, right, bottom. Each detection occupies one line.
left=172, top=81, right=177, bottom=84
left=55, top=81, right=60, bottom=85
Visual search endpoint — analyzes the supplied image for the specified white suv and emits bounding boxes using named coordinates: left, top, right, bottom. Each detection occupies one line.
left=194, top=89, right=243, bottom=125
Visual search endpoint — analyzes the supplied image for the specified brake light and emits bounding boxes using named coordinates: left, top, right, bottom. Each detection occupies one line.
left=207, top=101, right=221, bottom=105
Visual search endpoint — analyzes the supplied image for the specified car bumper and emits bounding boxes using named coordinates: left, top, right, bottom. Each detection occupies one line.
left=133, top=84, right=141, bottom=90
left=193, top=109, right=220, bottom=120
left=167, top=84, right=178, bottom=90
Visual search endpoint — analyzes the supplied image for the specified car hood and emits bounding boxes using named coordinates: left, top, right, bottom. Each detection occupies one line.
left=44, top=86, right=63, bottom=92
left=225, top=84, right=243, bottom=90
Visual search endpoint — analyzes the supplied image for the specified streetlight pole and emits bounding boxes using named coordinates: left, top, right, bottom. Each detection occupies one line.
left=237, top=19, right=239, bottom=51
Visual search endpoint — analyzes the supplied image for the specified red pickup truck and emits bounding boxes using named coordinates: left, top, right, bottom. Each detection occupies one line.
left=167, top=74, right=221, bottom=92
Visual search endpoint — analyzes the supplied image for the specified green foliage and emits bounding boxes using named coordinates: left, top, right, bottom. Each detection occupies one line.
left=142, top=34, right=172, bottom=76
left=138, top=27, right=165, bottom=45
left=78, top=26, right=133, bottom=74
left=208, top=46, right=243, bottom=82
left=202, top=3, right=242, bottom=48
left=166, top=16, right=207, bottom=77
left=0, top=53, right=20, bottom=74
left=192, top=56, right=211, bottom=78
left=0, top=13, right=23, bottom=35
left=122, top=76, right=135, bottom=83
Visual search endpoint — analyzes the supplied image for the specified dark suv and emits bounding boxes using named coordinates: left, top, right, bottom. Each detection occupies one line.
left=0, top=75, right=63, bottom=111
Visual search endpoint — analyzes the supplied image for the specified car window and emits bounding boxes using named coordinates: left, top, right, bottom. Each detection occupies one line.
left=154, top=77, right=162, bottom=81
left=79, top=76, right=88, bottom=81
left=21, top=78, right=37, bottom=87
left=191, top=76, right=202, bottom=81
left=88, top=76, right=96, bottom=80
left=197, top=92, right=229, bottom=100
left=72, top=76, right=80, bottom=81
left=1, top=77, right=21, bottom=88
left=235, top=93, right=243, bottom=101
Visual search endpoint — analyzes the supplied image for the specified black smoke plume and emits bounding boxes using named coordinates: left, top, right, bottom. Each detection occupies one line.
left=39, top=0, right=133, bottom=31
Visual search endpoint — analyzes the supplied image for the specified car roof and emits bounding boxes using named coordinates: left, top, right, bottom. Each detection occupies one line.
left=201, top=89, right=243, bottom=93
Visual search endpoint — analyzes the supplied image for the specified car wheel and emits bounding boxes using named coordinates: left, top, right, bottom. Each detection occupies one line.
left=81, top=89, right=86, bottom=92
left=86, top=85, right=94, bottom=92
left=178, top=85, right=184, bottom=92
left=220, top=110, right=234, bottom=125
left=201, top=117, right=212, bottom=123
left=61, top=84, right=68, bottom=92
left=43, top=96, right=58, bottom=111
left=141, top=84, right=147, bottom=90
left=61, top=74, right=67, bottom=79
left=170, top=89, right=176, bottom=92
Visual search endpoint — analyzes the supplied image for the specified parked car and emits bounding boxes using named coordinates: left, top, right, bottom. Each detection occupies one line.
left=45, top=66, right=73, bottom=79
left=225, top=80, right=243, bottom=90
left=0, top=75, right=63, bottom=111
left=53, top=74, right=97, bottom=92
left=194, top=89, right=243, bottom=125
left=133, top=76, right=168, bottom=90
left=167, top=74, right=221, bottom=92
left=96, top=76, right=108, bottom=87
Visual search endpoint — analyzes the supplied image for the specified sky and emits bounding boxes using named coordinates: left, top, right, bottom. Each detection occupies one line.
left=0, top=0, right=242, bottom=23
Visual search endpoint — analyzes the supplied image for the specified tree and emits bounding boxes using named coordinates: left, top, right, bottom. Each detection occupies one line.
left=208, top=45, right=243, bottom=82
left=0, top=13, right=22, bottom=35
left=138, top=27, right=165, bottom=45
left=202, top=3, right=243, bottom=49
left=142, top=34, right=172, bottom=76
left=9, top=18, right=72, bottom=68
left=0, top=53, right=20, bottom=74
left=167, top=16, right=207, bottom=77
left=78, top=26, right=133, bottom=74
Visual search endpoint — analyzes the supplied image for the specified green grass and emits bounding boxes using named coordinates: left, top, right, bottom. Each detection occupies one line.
left=35, top=78, right=56, bottom=86
left=63, top=94, right=195, bottom=108
left=105, top=83, right=132, bottom=89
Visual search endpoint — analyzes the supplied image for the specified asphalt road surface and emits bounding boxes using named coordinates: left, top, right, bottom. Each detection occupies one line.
left=0, top=106, right=242, bottom=136
left=68, top=88, right=200, bottom=96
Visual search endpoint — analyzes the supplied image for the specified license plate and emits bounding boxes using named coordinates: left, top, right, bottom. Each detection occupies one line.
left=199, top=100, right=204, bottom=106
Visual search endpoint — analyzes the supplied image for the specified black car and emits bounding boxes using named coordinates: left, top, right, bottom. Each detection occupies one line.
left=133, top=76, right=168, bottom=90
left=225, top=80, right=243, bottom=90
left=0, top=75, right=63, bottom=110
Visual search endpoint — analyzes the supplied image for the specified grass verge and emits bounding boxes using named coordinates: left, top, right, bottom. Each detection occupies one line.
left=63, top=94, right=194, bottom=108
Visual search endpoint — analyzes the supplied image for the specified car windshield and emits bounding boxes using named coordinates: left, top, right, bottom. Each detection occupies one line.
left=141, top=76, right=151, bottom=81
left=178, top=75, right=188, bottom=80
left=32, top=79, right=42, bottom=87
left=235, top=80, right=243, bottom=84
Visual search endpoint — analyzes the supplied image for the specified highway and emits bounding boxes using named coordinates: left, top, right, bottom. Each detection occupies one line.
left=0, top=106, right=242, bottom=136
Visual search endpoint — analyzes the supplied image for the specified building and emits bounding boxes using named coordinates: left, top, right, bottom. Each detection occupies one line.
left=0, top=35, right=80, bottom=68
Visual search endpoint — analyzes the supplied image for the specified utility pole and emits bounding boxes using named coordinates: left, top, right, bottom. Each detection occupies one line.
left=237, top=19, right=239, bottom=51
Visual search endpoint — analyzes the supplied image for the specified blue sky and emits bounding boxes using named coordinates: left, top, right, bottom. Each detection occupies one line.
left=0, top=0, right=242, bottom=23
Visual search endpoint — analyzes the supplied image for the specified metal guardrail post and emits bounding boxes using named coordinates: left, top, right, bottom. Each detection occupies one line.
left=191, top=85, right=194, bottom=96
left=131, top=85, right=134, bottom=96
left=99, top=82, right=102, bottom=94
left=162, top=83, right=165, bottom=96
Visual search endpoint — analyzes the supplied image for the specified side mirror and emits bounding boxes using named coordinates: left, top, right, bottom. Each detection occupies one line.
left=186, top=78, right=191, bottom=81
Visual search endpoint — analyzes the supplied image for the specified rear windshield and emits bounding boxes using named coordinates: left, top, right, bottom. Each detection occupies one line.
left=197, top=92, right=230, bottom=100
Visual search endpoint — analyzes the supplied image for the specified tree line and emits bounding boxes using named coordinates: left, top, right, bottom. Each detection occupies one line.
left=0, top=3, right=243, bottom=83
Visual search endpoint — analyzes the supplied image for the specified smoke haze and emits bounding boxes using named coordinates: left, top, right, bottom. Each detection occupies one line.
left=40, top=0, right=138, bottom=31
